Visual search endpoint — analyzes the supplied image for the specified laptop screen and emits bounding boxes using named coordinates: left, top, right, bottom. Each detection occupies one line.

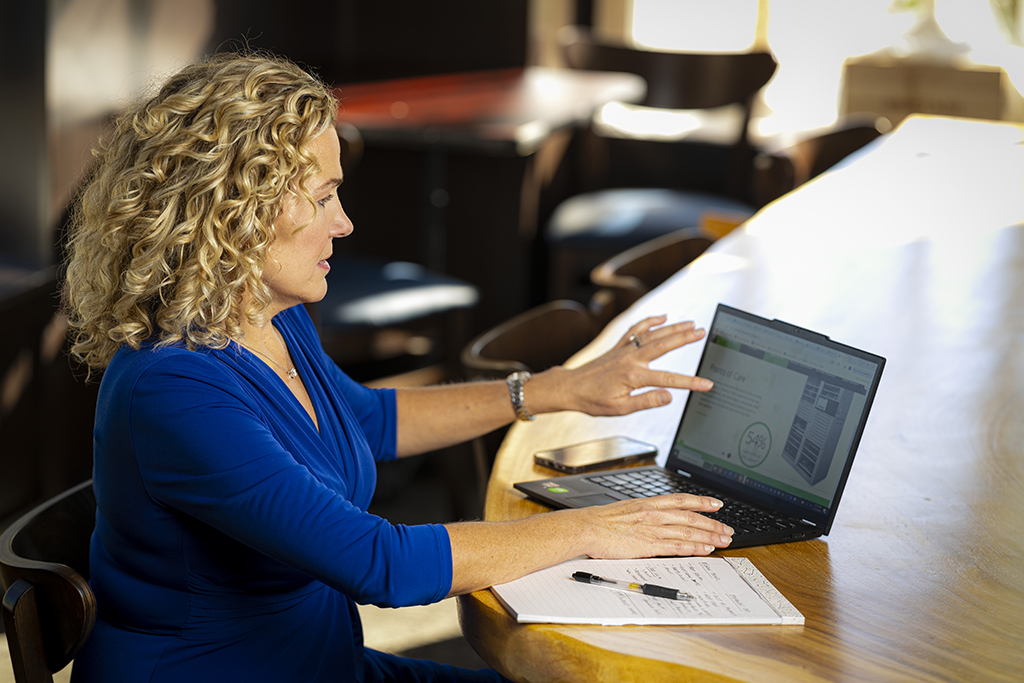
left=667, top=305, right=885, bottom=531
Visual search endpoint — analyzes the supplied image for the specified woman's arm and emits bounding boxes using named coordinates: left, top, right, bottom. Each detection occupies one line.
left=444, top=493, right=734, bottom=597
left=394, top=316, right=714, bottom=457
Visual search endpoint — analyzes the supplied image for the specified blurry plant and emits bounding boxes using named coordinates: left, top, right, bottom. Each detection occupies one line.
left=889, top=0, right=1020, bottom=45
left=892, top=0, right=933, bottom=11
left=889, top=0, right=932, bottom=14
left=989, top=0, right=1021, bottom=43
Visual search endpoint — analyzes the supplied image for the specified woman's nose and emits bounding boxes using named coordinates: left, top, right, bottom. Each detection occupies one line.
left=331, top=200, right=353, bottom=238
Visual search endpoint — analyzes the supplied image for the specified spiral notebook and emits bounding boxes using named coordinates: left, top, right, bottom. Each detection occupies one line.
left=491, top=556, right=803, bottom=625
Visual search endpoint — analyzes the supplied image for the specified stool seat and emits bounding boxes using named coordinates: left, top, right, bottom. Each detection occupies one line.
left=548, top=188, right=754, bottom=247
left=545, top=188, right=753, bottom=301
left=321, top=258, right=479, bottom=329
left=313, top=255, right=479, bottom=386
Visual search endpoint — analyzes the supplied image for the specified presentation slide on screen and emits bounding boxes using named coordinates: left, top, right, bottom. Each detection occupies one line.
left=672, top=325, right=872, bottom=509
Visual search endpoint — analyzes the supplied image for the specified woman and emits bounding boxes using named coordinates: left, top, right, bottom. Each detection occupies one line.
left=63, top=53, right=732, bottom=682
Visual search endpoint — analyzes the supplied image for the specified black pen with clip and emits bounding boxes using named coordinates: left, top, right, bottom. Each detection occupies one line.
left=571, top=571, right=694, bottom=601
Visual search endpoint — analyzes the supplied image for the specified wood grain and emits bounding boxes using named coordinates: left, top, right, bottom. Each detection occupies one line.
left=458, top=116, right=1024, bottom=683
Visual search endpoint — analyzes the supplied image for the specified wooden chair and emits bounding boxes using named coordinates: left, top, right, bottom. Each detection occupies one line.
left=460, top=300, right=600, bottom=491
left=0, top=479, right=96, bottom=683
left=589, top=228, right=715, bottom=325
left=461, top=300, right=599, bottom=381
left=753, top=115, right=889, bottom=206
left=545, top=25, right=777, bottom=302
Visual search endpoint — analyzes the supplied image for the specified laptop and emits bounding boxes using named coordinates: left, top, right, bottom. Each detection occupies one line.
left=515, top=304, right=886, bottom=549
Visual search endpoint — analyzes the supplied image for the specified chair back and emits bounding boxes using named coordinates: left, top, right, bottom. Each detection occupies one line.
left=0, top=479, right=97, bottom=683
left=590, top=228, right=715, bottom=317
left=461, top=300, right=599, bottom=381
left=558, top=25, right=776, bottom=202
left=560, top=25, right=777, bottom=121
left=754, top=116, right=888, bottom=205
left=460, top=301, right=600, bottom=493
left=0, top=269, right=60, bottom=527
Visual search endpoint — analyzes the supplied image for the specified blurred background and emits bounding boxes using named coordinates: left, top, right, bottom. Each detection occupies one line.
left=3, top=0, right=1024, bottom=579
left=1, top=0, right=1022, bottom=673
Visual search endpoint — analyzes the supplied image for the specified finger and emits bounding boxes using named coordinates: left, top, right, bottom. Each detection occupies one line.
left=643, top=496, right=734, bottom=538
left=660, top=531, right=733, bottom=555
left=661, top=524, right=734, bottom=549
left=610, top=379, right=711, bottom=415
left=631, top=319, right=697, bottom=346
left=640, top=512, right=734, bottom=551
left=647, top=492, right=725, bottom=514
left=612, top=388, right=673, bottom=414
left=636, top=325, right=706, bottom=359
left=617, top=315, right=671, bottom=347
left=642, top=370, right=714, bottom=392
left=608, top=373, right=711, bottom=414
left=613, top=536, right=724, bottom=559
left=640, top=319, right=698, bottom=339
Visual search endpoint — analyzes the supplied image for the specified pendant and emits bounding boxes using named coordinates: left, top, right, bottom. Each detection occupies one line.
left=287, top=367, right=298, bottom=379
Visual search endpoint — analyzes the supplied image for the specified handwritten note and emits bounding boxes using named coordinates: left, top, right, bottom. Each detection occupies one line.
left=491, top=557, right=803, bottom=626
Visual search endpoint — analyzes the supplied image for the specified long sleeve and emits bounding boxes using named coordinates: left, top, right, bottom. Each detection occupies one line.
left=119, top=349, right=452, bottom=608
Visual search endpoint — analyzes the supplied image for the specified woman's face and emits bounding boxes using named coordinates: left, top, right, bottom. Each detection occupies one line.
left=264, top=127, right=352, bottom=313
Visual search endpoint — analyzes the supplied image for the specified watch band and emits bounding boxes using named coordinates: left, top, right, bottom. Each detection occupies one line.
left=506, top=371, right=535, bottom=421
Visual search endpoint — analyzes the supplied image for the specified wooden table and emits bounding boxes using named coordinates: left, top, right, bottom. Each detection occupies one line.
left=332, top=67, right=645, bottom=330
left=334, top=66, right=645, bottom=156
left=457, top=115, right=1024, bottom=683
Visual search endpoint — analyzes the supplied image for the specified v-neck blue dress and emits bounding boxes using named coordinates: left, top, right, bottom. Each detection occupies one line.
left=71, top=305, right=501, bottom=682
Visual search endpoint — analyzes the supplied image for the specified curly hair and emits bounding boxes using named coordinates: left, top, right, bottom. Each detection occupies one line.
left=63, top=52, right=338, bottom=371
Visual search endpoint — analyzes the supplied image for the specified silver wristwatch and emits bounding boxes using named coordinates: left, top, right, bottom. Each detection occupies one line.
left=506, top=371, right=535, bottom=421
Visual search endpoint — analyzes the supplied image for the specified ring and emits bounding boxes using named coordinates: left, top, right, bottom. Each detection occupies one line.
left=629, top=333, right=642, bottom=348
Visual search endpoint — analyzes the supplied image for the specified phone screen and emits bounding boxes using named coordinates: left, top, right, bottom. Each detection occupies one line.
left=533, top=436, right=657, bottom=473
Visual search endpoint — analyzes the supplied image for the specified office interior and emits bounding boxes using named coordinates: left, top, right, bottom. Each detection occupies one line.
left=2, top=0, right=1022, bottom=678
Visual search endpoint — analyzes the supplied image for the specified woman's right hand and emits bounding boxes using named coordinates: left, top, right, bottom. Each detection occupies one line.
left=445, top=493, right=733, bottom=597
left=573, top=493, right=734, bottom=559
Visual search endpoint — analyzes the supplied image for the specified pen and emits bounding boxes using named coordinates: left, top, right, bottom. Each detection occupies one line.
left=571, top=571, right=694, bottom=601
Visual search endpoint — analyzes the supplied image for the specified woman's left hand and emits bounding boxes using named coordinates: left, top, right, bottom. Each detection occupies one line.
left=533, top=315, right=714, bottom=417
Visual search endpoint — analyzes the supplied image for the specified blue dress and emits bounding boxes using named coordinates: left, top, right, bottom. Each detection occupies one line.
left=71, top=305, right=504, bottom=682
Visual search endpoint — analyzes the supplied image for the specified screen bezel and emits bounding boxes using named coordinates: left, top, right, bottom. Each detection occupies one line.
left=666, top=304, right=886, bottom=532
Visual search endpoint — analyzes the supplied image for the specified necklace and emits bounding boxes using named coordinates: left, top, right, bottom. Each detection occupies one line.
left=236, top=330, right=298, bottom=380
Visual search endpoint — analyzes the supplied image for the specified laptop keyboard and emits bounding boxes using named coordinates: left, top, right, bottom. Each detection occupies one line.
left=585, top=469, right=802, bottom=535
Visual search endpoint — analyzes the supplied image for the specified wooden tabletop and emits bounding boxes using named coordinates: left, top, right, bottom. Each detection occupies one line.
left=457, top=116, right=1024, bottom=683
left=333, top=66, right=645, bottom=156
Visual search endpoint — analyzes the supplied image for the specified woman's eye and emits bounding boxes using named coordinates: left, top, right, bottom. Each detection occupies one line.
left=317, top=194, right=334, bottom=208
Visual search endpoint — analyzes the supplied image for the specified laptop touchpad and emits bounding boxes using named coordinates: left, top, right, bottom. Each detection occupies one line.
left=567, top=493, right=621, bottom=507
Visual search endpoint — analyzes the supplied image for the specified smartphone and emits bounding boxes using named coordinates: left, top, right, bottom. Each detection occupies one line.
left=533, top=436, right=657, bottom=474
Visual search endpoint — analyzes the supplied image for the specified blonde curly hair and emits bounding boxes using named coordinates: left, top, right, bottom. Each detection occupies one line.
left=63, top=52, right=338, bottom=371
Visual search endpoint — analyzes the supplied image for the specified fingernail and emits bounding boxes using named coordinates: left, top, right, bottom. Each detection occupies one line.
left=704, top=545, right=715, bottom=553
left=699, top=378, right=714, bottom=390
left=720, top=535, right=732, bottom=545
